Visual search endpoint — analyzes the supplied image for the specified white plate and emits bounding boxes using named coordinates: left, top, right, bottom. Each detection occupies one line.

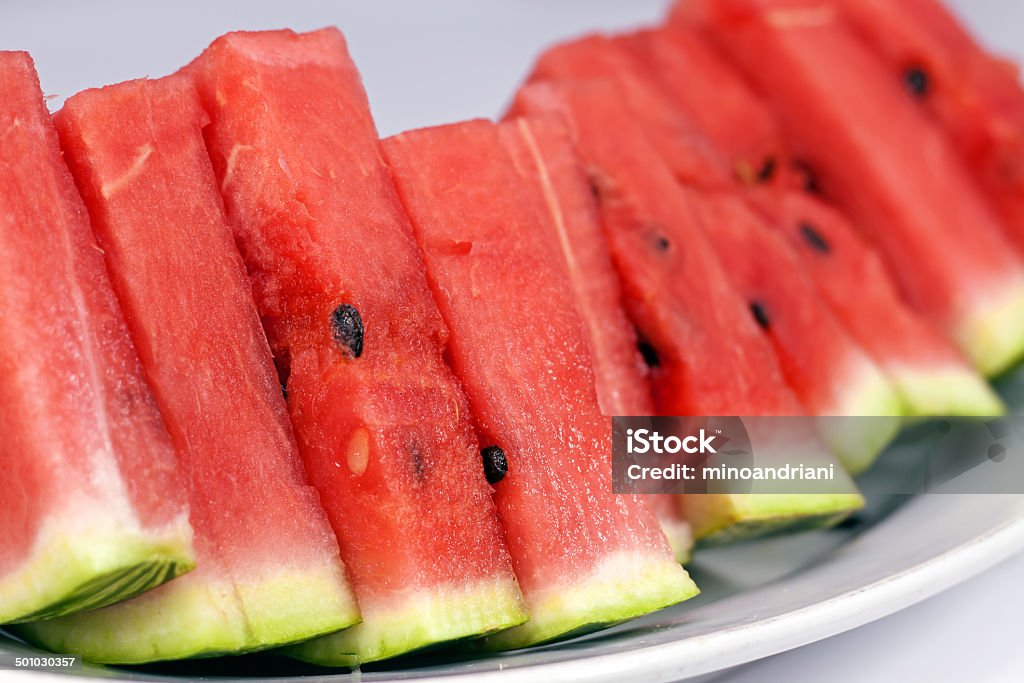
left=3, top=1, right=1024, bottom=681
left=5, top=486, right=1023, bottom=682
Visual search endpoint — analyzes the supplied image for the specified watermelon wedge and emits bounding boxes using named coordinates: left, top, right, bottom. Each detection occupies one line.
left=677, top=0, right=1024, bottom=378
left=621, top=23, right=1004, bottom=419
left=382, top=118, right=698, bottom=649
left=0, top=52, right=194, bottom=626
left=16, top=75, right=361, bottom=664
left=497, top=115, right=692, bottom=563
left=510, top=80, right=863, bottom=542
left=836, top=0, right=1024, bottom=255
left=749, top=190, right=1006, bottom=419
left=688, top=192, right=903, bottom=473
left=523, top=34, right=906, bottom=470
left=189, top=29, right=526, bottom=666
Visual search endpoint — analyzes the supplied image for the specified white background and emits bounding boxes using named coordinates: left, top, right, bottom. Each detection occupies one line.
left=1, top=1, right=1022, bottom=681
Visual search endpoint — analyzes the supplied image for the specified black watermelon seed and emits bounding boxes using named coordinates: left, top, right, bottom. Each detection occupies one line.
left=330, top=304, right=364, bottom=359
left=903, top=67, right=930, bottom=98
left=757, top=157, right=778, bottom=183
left=481, top=446, right=508, bottom=484
left=655, top=234, right=671, bottom=252
left=799, top=222, right=831, bottom=255
left=750, top=301, right=771, bottom=330
left=791, top=160, right=821, bottom=195
left=638, top=338, right=661, bottom=368
left=587, top=175, right=603, bottom=202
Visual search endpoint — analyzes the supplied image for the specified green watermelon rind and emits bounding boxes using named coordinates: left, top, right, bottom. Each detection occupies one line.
left=891, top=365, right=1007, bottom=418
left=284, top=576, right=528, bottom=667
left=479, top=552, right=699, bottom=652
left=686, top=493, right=865, bottom=547
left=0, top=516, right=194, bottom=626
left=14, top=563, right=360, bottom=664
left=956, top=283, right=1024, bottom=378
left=14, top=576, right=250, bottom=664
left=235, top=563, right=362, bottom=652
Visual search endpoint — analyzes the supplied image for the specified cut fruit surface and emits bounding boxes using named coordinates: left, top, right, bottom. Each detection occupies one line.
left=750, top=190, right=1006, bottom=419
left=0, top=52, right=193, bottom=626
left=522, top=32, right=902, bottom=472
left=382, top=118, right=698, bottom=649
left=626, top=27, right=793, bottom=188
left=621, top=19, right=1004, bottom=419
left=689, top=191, right=903, bottom=473
left=836, top=0, right=1024, bottom=256
left=189, top=29, right=526, bottom=666
left=510, top=80, right=863, bottom=541
left=678, top=0, right=1024, bottom=377
left=528, top=33, right=732, bottom=190
left=498, top=116, right=654, bottom=419
left=498, top=115, right=690, bottom=560
left=18, top=75, right=360, bottom=664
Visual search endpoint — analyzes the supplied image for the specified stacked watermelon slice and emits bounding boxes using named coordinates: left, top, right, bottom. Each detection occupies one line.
left=1, top=0, right=1023, bottom=670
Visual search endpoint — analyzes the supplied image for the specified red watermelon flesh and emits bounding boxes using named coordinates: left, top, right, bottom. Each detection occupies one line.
left=0, top=52, right=193, bottom=626
left=18, top=75, right=360, bottom=664
left=497, top=115, right=691, bottom=562
left=527, top=34, right=732, bottom=190
left=836, top=0, right=1024, bottom=255
left=188, top=29, right=525, bottom=666
left=678, top=0, right=1024, bottom=377
left=689, top=191, right=902, bottom=473
left=624, top=27, right=799, bottom=188
left=509, top=81, right=798, bottom=417
left=748, top=190, right=1006, bottom=417
left=496, top=117, right=653, bottom=420
left=382, top=118, right=698, bottom=649
left=620, top=20, right=1004, bottom=419
left=509, top=82, right=863, bottom=540
left=522, top=36, right=902, bottom=470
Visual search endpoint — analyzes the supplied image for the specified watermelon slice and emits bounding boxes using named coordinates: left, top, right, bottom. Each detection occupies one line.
left=688, top=192, right=903, bottom=473
left=836, top=0, right=1024, bottom=255
left=677, top=0, right=1024, bottom=378
left=0, top=52, right=194, bottom=626
left=382, top=118, right=698, bottom=649
left=510, top=80, right=863, bottom=542
left=622, top=24, right=1003, bottom=419
left=523, top=34, right=906, bottom=469
left=749, top=190, right=1006, bottom=419
left=497, top=115, right=692, bottom=563
left=16, top=75, right=361, bottom=664
left=188, top=29, right=526, bottom=666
